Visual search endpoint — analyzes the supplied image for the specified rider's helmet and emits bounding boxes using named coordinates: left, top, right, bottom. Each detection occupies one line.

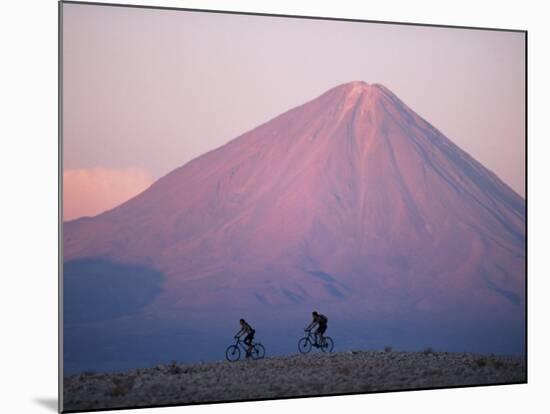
left=312, top=311, right=318, bottom=316
left=240, top=318, right=245, bottom=324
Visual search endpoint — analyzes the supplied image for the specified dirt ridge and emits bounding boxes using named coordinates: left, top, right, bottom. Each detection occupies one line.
left=63, top=350, right=526, bottom=411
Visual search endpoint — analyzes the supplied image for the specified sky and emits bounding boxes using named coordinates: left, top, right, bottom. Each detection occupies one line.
left=62, top=3, right=526, bottom=220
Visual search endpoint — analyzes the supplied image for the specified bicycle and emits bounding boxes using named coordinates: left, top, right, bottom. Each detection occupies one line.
left=225, top=337, right=266, bottom=361
left=298, top=329, right=334, bottom=353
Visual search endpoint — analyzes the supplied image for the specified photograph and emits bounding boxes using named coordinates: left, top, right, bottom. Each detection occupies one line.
left=60, top=2, right=526, bottom=412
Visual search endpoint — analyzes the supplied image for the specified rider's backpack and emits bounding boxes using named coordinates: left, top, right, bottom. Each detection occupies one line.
left=319, top=314, right=328, bottom=324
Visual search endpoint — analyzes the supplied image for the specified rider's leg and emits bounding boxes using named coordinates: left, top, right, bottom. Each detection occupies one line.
left=245, top=335, right=253, bottom=357
left=319, top=326, right=326, bottom=346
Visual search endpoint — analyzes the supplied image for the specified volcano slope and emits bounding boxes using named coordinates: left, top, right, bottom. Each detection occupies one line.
left=63, top=81, right=525, bottom=373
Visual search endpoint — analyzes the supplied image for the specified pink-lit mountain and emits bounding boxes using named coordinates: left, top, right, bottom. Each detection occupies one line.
left=64, top=81, right=525, bottom=322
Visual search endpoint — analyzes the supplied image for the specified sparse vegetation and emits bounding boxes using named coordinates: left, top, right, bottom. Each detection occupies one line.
left=64, top=351, right=526, bottom=412
left=423, top=347, right=434, bottom=355
left=384, top=346, right=393, bottom=353
left=474, top=357, right=487, bottom=368
left=108, top=385, right=127, bottom=397
left=168, top=363, right=183, bottom=375
left=422, top=368, right=442, bottom=377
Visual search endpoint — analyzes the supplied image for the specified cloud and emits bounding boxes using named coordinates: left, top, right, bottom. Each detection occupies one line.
left=63, top=167, right=154, bottom=221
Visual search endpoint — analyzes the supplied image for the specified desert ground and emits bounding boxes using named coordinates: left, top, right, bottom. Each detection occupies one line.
left=63, top=350, right=526, bottom=411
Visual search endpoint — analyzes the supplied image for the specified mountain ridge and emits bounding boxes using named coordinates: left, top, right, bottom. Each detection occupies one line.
left=64, top=81, right=525, bottom=321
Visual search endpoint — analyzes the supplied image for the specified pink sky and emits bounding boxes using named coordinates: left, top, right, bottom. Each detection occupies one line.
left=63, top=167, right=153, bottom=221
left=62, top=3, right=525, bottom=220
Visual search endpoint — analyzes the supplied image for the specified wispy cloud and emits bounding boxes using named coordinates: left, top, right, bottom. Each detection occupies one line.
left=63, top=167, right=154, bottom=221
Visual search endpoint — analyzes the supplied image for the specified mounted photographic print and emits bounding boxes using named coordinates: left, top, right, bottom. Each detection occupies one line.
left=60, top=1, right=527, bottom=412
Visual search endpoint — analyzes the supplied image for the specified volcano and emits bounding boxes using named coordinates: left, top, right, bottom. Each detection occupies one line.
left=63, top=82, right=525, bottom=370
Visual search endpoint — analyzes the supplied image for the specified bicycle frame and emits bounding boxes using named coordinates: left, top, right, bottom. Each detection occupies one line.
left=234, top=337, right=256, bottom=352
left=305, top=329, right=325, bottom=346
left=226, top=336, right=265, bottom=361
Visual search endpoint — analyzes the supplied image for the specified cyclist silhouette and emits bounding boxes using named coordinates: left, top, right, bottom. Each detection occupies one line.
left=234, top=318, right=255, bottom=358
left=305, top=311, right=328, bottom=346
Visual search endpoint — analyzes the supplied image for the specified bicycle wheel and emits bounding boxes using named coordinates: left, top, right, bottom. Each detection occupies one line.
left=252, top=343, right=266, bottom=359
left=320, top=337, right=334, bottom=353
left=298, top=337, right=312, bottom=353
left=225, top=345, right=241, bottom=361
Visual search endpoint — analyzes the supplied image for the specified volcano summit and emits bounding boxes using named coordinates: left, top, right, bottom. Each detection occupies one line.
left=63, top=82, right=525, bottom=372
